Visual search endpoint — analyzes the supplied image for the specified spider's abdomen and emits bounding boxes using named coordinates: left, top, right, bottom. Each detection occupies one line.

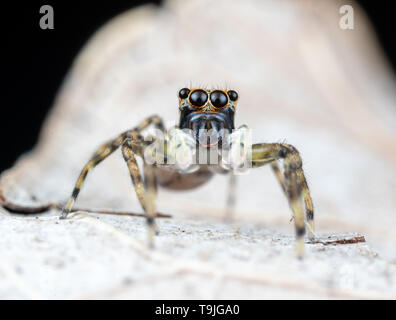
left=157, top=166, right=213, bottom=190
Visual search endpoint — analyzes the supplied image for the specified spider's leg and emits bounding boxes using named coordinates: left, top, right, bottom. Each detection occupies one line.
left=135, top=114, right=165, bottom=133
left=270, top=161, right=286, bottom=193
left=271, top=160, right=315, bottom=239
left=297, top=169, right=314, bottom=239
left=60, top=115, right=165, bottom=219
left=224, top=172, right=237, bottom=222
left=122, top=140, right=158, bottom=247
left=90, top=115, right=164, bottom=159
left=60, top=133, right=127, bottom=219
left=252, top=143, right=313, bottom=258
left=143, top=161, right=158, bottom=246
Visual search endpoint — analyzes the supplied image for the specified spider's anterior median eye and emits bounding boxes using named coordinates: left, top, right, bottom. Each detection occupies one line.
left=210, top=90, right=228, bottom=109
left=178, top=88, right=190, bottom=99
left=189, top=89, right=208, bottom=107
left=227, top=90, right=238, bottom=102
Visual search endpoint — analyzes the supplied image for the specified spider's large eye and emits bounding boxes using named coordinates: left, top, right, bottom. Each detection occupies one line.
left=178, top=88, right=190, bottom=99
left=227, top=90, right=238, bottom=102
left=210, top=90, right=228, bottom=109
left=189, top=89, right=208, bottom=107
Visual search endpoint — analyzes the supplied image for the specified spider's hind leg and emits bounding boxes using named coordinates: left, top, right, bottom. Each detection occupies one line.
left=224, top=172, right=237, bottom=222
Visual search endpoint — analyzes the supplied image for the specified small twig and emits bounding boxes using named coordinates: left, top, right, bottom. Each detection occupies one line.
left=0, top=189, right=171, bottom=218
left=69, top=207, right=171, bottom=218
left=307, top=236, right=365, bottom=245
left=0, top=189, right=54, bottom=213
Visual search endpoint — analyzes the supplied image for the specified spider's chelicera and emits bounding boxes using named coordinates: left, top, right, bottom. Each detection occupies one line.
left=61, top=88, right=314, bottom=258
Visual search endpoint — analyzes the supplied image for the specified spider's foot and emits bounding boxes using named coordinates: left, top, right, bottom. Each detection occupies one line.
left=307, top=221, right=315, bottom=241
left=59, top=209, right=69, bottom=220
left=297, top=238, right=304, bottom=260
left=146, top=217, right=158, bottom=249
left=60, top=199, right=75, bottom=220
left=231, top=225, right=241, bottom=237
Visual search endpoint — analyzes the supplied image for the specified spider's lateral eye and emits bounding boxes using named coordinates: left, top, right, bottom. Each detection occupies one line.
left=210, top=90, right=228, bottom=109
left=227, top=90, right=238, bottom=102
left=179, top=88, right=190, bottom=99
left=189, top=89, right=208, bottom=107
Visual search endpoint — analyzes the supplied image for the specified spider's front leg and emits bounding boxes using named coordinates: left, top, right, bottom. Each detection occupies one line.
left=60, top=115, right=164, bottom=219
left=252, top=143, right=314, bottom=258
left=121, top=139, right=158, bottom=247
left=270, top=161, right=314, bottom=238
left=60, top=133, right=128, bottom=219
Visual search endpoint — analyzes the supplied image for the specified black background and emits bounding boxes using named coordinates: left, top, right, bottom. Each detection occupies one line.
left=1, top=1, right=395, bottom=172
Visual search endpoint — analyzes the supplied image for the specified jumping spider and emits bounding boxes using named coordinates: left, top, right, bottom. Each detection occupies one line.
left=61, top=88, right=314, bottom=257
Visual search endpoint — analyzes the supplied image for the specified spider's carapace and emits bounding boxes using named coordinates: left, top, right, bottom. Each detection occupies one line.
left=178, top=88, right=238, bottom=147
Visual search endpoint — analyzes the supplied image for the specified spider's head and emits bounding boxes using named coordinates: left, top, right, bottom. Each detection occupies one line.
left=178, top=88, right=238, bottom=147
